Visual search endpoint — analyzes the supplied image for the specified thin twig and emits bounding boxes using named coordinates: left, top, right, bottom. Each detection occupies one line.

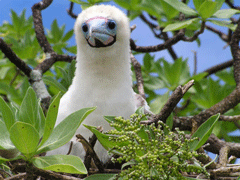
left=130, top=53, right=145, bottom=99
left=204, top=60, right=233, bottom=77
left=67, top=2, right=78, bottom=19
left=192, top=50, right=197, bottom=75
left=220, top=115, right=240, bottom=122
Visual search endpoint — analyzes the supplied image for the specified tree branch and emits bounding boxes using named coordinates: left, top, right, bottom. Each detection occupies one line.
left=130, top=53, right=145, bottom=99
left=204, top=60, right=233, bottom=77
left=67, top=2, right=78, bottom=19
left=35, top=54, right=75, bottom=74
left=32, top=0, right=54, bottom=54
left=205, top=134, right=240, bottom=158
left=141, top=80, right=194, bottom=125
left=0, top=38, right=32, bottom=77
left=76, top=134, right=104, bottom=173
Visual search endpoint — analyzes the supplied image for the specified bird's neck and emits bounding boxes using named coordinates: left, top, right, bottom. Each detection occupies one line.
left=73, top=44, right=133, bottom=89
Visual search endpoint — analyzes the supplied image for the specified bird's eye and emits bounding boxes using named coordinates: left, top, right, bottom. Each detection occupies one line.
left=82, top=23, right=88, bottom=32
left=107, top=20, right=116, bottom=30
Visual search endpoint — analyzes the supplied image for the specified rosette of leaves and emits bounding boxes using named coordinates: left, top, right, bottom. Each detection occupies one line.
left=0, top=87, right=96, bottom=176
left=86, top=109, right=220, bottom=179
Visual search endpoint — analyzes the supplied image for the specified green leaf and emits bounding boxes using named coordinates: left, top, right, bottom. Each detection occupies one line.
left=32, top=155, right=87, bottom=174
left=56, top=66, right=71, bottom=86
left=189, top=113, right=220, bottom=150
left=191, top=72, right=208, bottom=82
left=0, top=97, right=15, bottom=131
left=143, top=53, right=153, bottom=72
left=43, top=76, right=67, bottom=93
left=10, top=122, right=40, bottom=158
left=213, top=9, right=240, bottom=19
left=150, top=92, right=169, bottom=114
left=19, top=87, right=39, bottom=127
left=83, top=124, right=115, bottom=150
left=37, top=107, right=96, bottom=153
left=62, top=29, right=74, bottom=42
left=84, top=174, right=116, bottom=180
left=193, top=0, right=205, bottom=12
left=208, top=19, right=237, bottom=31
left=197, top=0, right=224, bottom=20
left=162, top=0, right=197, bottom=16
left=38, top=93, right=62, bottom=148
left=163, top=18, right=199, bottom=32
left=0, top=120, right=15, bottom=150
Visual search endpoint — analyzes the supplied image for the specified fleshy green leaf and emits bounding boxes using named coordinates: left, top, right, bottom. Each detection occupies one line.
left=189, top=113, right=220, bottom=150
left=208, top=19, right=237, bottom=31
left=213, top=9, right=240, bottom=19
left=162, top=0, right=197, bottom=16
left=37, top=107, right=96, bottom=154
left=197, top=0, right=224, bottom=20
left=193, top=0, right=205, bottom=12
left=0, top=97, right=15, bottom=131
left=84, top=174, right=116, bottom=180
left=33, top=155, right=87, bottom=174
left=0, top=120, right=15, bottom=150
left=38, top=92, right=62, bottom=147
left=19, top=87, right=41, bottom=132
left=10, top=122, right=40, bottom=158
left=83, top=124, right=115, bottom=150
left=163, top=18, right=199, bottom=32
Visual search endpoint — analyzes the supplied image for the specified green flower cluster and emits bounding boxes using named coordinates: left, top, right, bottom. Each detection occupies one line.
left=107, top=113, right=208, bottom=180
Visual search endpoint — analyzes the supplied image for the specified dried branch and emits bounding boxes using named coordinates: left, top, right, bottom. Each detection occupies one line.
left=130, top=53, right=145, bottom=99
left=192, top=50, right=197, bottom=75
left=161, top=31, right=178, bottom=60
left=76, top=134, right=104, bottom=172
left=131, top=20, right=205, bottom=52
left=219, top=114, right=240, bottom=122
left=32, top=0, right=54, bottom=54
left=204, top=60, right=233, bottom=77
left=197, top=147, right=217, bottom=169
left=0, top=38, right=32, bottom=77
left=130, top=30, right=185, bottom=52
left=205, top=134, right=240, bottom=158
left=225, top=0, right=240, bottom=10
left=141, top=80, right=194, bottom=125
left=35, top=54, right=75, bottom=74
left=139, top=13, right=158, bottom=29
left=5, top=173, right=26, bottom=180
left=218, top=146, right=230, bottom=168
left=230, top=19, right=240, bottom=85
left=67, top=2, right=78, bottom=19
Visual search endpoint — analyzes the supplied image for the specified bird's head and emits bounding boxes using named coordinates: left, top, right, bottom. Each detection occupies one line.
left=74, top=5, right=130, bottom=49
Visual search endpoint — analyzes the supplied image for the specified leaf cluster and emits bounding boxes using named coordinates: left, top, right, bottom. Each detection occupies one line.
left=0, top=87, right=95, bottom=175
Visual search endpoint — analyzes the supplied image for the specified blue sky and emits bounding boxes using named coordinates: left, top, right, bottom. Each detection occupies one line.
left=0, top=0, right=234, bottom=74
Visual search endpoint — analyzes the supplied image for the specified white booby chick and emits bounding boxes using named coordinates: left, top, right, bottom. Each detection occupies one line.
left=48, top=5, right=149, bottom=163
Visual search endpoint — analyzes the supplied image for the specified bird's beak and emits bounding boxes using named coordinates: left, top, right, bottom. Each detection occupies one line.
left=83, top=17, right=116, bottom=48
